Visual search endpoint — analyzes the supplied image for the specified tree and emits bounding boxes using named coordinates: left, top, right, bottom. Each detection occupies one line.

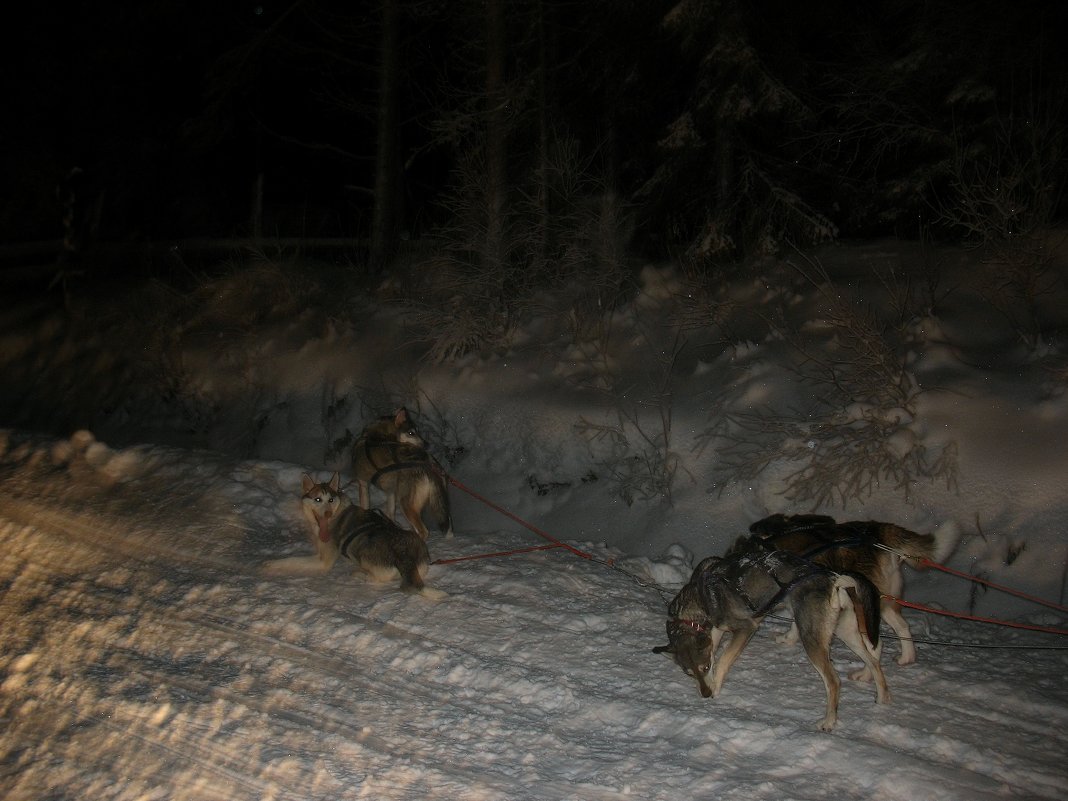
left=634, top=0, right=834, bottom=265
left=371, top=0, right=401, bottom=269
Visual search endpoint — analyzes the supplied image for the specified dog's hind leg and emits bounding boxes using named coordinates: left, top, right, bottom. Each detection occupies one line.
left=401, top=499, right=431, bottom=541
left=795, top=601, right=841, bottom=731
left=776, top=621, right=800, bottom=646
left=801, top=632, right=841, bottom=732
left=835, top=616, right=890, bottom=705
left=836, top=586, right=891, bottom=705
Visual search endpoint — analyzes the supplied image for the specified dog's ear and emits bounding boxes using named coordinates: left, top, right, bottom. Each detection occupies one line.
left=301, top=474, right=316, bottom=493
left=393, top=408, right=409, bottom=426
left=328, top=472, right=341, bottom=491
left=652, top=643, right=675, bottom=655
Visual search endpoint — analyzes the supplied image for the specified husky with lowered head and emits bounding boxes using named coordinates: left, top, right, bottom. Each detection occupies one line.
left=262, top=472, right=445, bottom=599
left=653, top=535, right=889, bottom=731
left=352, top=407, right=454, bottom=541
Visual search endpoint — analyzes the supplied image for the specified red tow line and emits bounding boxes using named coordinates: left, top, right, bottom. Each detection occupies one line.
left=886, top=596, right=1068, bottom=636
left=918, top=557, right=1068, bottom=615
left=432, top=467, right=594, bottom=564
left=870, top=553, right=1068, bottom=636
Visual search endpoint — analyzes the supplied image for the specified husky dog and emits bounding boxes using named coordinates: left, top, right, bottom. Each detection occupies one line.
left=263, top=473, right=445, bottom=598
left=351, top=408, right=454, bottom=541
left=654, top=537, right=889, bottom=731
left=748, top=513, right=959, bottom=670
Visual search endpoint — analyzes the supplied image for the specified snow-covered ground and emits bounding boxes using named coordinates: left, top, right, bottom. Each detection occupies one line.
left=2, top=239, right=1067, bottom=799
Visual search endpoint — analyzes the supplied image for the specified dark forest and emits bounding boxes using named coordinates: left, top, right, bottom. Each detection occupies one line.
left=3, top=0, right=1066, bottom=270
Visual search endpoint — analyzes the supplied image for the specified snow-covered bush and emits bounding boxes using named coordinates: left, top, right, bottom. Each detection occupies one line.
left=707, top=258, right=958, bottom=508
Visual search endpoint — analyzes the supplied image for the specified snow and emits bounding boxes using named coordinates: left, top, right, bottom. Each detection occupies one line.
left=2, top=238, right=1068, bottom=800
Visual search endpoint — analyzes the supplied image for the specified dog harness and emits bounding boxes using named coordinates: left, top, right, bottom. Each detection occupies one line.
left=358, top=437, right=439, bottom=487
left=697, top=546, right=836, bottom=618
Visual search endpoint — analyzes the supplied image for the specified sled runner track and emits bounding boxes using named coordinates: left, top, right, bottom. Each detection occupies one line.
left=0, top=687, right=301, bottom=801
left=918, top=671, right=1068, bottom=740
left=0, top=500, right=642, bottom=722
left=878, top=661, right=1068, bottom=762
left=121, top=648, right=612, bottom=801
left=0, top=506, right=719, bottom=793
left=0, top=496, right=255, bottom=577
left=0, top=526, right=647, bottom=797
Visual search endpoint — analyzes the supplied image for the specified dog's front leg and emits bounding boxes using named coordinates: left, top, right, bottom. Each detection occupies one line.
left=358, top=480, right=371, bottom=510
left=710, top=625, right=757, bottom=698
left=710, top=627, right=726, bottom=656
left=318, top=539, right=340, bottom=571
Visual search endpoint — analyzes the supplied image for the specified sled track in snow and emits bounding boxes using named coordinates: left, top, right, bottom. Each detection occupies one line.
left=0, top=494, right=681, bottom=799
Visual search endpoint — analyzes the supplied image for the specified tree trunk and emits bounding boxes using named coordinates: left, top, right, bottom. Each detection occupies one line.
left=484, top=0, right=507, bottom=277
left=535, top=0, right=552, bottom=270
left=371, top=0, right=400, bottom=272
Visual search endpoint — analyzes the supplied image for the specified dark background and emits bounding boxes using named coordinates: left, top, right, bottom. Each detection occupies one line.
left=3, top=0, right=1066, bottom=266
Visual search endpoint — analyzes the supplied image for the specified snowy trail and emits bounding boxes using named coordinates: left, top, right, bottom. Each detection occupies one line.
left=2, top=431, right=1067, bottom=800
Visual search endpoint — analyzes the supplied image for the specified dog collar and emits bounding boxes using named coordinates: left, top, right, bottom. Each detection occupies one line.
left=673, top=619, right=708, bottom=634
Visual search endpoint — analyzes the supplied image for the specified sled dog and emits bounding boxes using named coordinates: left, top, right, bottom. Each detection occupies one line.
left=262, top=472, right=445, bottom=598
left=351, top=408, right=454, bottom=541
left=747, top=513, right=959, bottom=669
left=654, top=536, right=889, bottom=731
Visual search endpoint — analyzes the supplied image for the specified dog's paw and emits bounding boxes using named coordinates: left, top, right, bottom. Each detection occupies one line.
left=775, top=623, right=799, bottom=646
left=848, top=667, right=874, bottom=682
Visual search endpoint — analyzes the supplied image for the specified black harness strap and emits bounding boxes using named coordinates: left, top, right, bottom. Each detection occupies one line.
left=336, top=509, right=392, bottom=558
left=358, top=436, right=439, bottom=487
left=750, top=569, right=830, bottom=617
left=798, top=537, right=869, bottom=561
left=368, top=459, right=436, bottom=486
left=698, top=546, right=837, bottom=618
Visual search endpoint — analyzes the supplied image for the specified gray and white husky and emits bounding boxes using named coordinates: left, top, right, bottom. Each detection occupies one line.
left=263, top=472, right=445, bottom=599
left=654, top=536, right=889, bottom=731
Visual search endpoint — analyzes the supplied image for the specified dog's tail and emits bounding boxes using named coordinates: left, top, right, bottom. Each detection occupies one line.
left=430, top=465, right=455, bottom=539
left=930, top=520, right=962, bottom=565
left=400, top=558, right=448, bottom=600
left=884, top=520, right=960, bottom=570
left=835, top=572, right=881, bottom=650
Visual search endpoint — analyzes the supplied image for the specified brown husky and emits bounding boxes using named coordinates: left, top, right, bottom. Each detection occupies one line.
left=351, top=408, right=454, bottom=541
left=747, top=513, right=959, bottom=671
left=654, top=536, right=889, bottom=731
left=262, top=472, right=445, bottom=598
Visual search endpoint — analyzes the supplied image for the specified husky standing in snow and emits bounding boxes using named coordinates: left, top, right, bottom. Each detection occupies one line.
left=263, top=472, right=445, bottom=599
left=653, top=535, right=890, bottom=731
left=351, top=408, right=454, bottom=541
left=746, top=513, right=960, bottom=671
